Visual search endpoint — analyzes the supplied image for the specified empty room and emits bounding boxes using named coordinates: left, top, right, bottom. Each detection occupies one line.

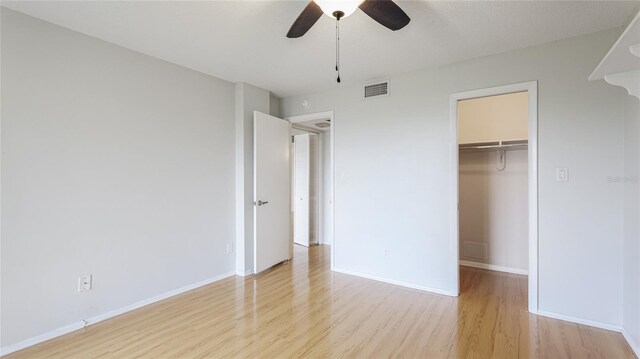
left=1, top=0, right=640, bottom=357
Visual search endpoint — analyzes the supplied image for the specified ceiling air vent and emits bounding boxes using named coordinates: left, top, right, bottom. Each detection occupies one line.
left=314, top=122, right=330, bottom=129
left=364, top=81, right=389, bottom=99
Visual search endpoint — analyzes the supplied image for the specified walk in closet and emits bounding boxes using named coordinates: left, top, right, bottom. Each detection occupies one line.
left=458, top=91, right=529, bottom=275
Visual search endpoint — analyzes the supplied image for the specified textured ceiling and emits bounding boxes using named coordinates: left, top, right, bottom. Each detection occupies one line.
left=3, top=1, right=639, bottom=97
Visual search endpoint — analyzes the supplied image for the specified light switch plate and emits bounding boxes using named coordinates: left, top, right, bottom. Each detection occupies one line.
left=557, top=168, right=568, bottom=182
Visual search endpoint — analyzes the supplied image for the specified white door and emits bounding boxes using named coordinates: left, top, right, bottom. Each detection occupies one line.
left=294, top=134, right=310, bottom=247
left=254, top=111, right=291, bottom=274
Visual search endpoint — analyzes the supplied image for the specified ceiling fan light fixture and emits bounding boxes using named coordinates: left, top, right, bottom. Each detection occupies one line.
left=287, top=0, right=411, bottom=83
left=314, top=0, right=364, bottom=19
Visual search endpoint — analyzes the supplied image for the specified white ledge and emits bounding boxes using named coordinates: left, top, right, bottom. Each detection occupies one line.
left=630, top=43, right=640, bottom=59
left=589, top=11, right=640, bottom=82
left=604, top=70, right=640, bottom=99
left=590, top=10, right=640, bottom=99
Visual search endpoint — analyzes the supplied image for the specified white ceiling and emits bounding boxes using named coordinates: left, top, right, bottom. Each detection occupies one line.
left=3, top=1, right=638, bottom=97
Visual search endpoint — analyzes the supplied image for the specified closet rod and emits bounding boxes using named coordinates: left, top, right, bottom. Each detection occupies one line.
left=459, top=140, right=528, bottom=151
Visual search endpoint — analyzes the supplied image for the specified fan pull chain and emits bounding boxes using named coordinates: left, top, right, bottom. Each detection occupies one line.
left=335, top=17, right=341, bottom=83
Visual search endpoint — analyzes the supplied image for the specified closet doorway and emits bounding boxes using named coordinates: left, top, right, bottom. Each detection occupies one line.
left=450, top=82, right=538, bottom=313
left=287, top=112, right=334, bottom=263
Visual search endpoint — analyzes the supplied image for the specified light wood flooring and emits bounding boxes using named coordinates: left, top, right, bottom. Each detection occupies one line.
left=7, top=245, right=636, bottom=358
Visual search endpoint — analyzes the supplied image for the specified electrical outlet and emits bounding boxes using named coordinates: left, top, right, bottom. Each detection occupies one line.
left=78, top=274, right=92, bottom=292
left=226, top=242, right=234, bottom=254
left=384, top=248, right=390, bottom=258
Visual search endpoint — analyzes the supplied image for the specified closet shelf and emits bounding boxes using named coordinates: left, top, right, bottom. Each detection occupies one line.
left=459, top=139, right=528, bottom=152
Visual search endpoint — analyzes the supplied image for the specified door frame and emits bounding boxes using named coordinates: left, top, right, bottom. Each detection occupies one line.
left=449, top=81, right=538, bottom=313
left=286, top=111, right=335, bottom=269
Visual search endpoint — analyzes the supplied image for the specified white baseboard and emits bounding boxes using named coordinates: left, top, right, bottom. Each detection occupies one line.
left=0, top=271, right=236, bottom=357
left=536, top=310, right=622, bottom=332
left=332, top=267, right=458, bottom=297
left=622, top=328, right=640, bottom=358
left=0, top=321, right=85, bottom=357
left=85, top=271, right=235, bottom=325
left=532, top=310, right=640, bottom=357
left=459, top=260, right=528, bottom=275
left=235, top=269, right=253, bottom=277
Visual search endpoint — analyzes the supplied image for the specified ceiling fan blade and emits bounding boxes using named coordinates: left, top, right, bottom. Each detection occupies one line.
left=287, top=1, right=324, bottom=38
left=359, top=0, right=410, bottom=31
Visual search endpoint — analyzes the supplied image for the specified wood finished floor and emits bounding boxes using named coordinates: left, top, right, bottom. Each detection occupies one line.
left=7, top=245, right=635, bottom=358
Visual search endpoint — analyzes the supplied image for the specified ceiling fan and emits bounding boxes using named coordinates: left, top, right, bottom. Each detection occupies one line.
left=287, top=0, right=410, bottom=38
left=286, top=0, right=411, bottom=83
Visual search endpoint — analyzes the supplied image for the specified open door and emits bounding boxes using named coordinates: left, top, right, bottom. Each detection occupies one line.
left=293, top=134, right=310, bottom=247
left=254, top=111, right=291, bottom=274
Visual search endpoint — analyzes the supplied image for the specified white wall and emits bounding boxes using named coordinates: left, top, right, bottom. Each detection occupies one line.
left=270, top=93, right=281, bottom=118
left=623, top=95, right=640, bottom=352
left=1, top=9, right=236, bottom=349
left=459, top=149, right=528, bottom=271
left=281, top=29, right=626, bottom=325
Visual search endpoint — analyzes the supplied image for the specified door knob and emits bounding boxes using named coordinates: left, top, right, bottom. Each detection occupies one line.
left=256, top=200, right=269, bottom=206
